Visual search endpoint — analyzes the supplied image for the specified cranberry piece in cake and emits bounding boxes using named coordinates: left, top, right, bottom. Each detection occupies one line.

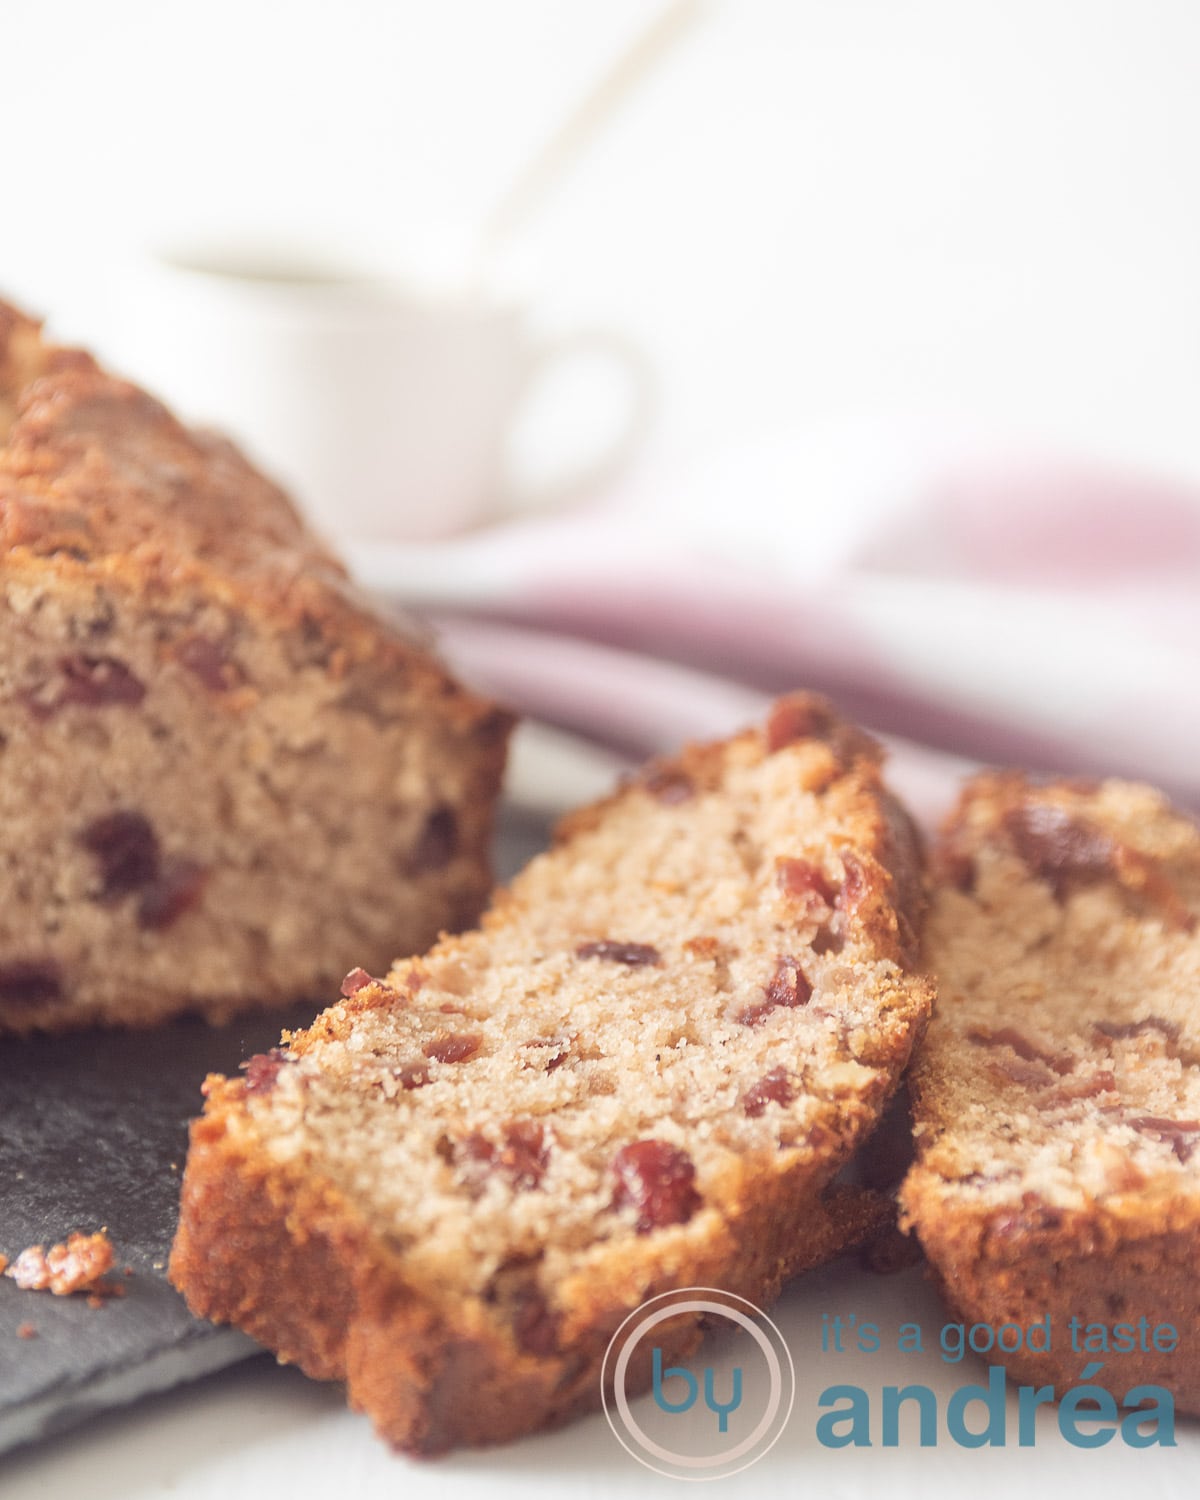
left=743, top=1068, right=797, bottom=1118
left=24, top=654, right=146, bottom=718
left=611, top=1140, right=701, bottom=1233
left=424, top=1032, right=482, bottom=1065
left=736, top=954, right=812, bottom=1026
left=81, top=812, right=160, bottom=897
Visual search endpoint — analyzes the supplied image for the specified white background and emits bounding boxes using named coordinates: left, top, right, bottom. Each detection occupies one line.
left=5, top=0, right=1200, bottom=479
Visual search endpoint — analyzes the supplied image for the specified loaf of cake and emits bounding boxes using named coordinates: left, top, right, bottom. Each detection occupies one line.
left=901, top=773, right=1200, bottom=1408
left=170, top=695, right=933, bottom=1453
left=0, top=299, right=511, bottom=1034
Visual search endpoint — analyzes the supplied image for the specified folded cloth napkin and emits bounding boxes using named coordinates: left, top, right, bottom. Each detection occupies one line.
left=349, top=425, right=1200, bottom=809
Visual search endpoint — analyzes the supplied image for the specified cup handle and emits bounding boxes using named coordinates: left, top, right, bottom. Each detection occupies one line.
left=501, top=327, right=656, bottom=514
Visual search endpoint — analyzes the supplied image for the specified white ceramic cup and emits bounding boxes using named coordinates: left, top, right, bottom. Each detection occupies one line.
left=110, top=245, right=654, bottom=542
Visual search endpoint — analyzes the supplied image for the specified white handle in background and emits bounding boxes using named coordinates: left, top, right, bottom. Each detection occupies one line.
left=501, top=327, right=656, bottom=514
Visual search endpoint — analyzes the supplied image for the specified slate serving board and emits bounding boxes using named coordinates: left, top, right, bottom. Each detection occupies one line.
left=0, top=804, right=551, bottom=1457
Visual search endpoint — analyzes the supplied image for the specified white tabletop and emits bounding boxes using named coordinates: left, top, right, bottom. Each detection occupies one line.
left=3, top=1260, right=1195, bottom=1500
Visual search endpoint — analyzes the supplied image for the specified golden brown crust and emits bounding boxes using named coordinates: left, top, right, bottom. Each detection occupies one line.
left=902, top=771, right=1200, bottom=1412
left=172, top=1077, right=896, bottom=1453
left=171, top=696, right=932, bottom=1454
left=904, top=1188, right=1200, bottom=1403
left=0, top=301, right=472, bottom=709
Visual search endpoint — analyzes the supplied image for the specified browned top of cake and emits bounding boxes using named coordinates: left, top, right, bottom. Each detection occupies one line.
left=0, top=299, right=478, bottom=718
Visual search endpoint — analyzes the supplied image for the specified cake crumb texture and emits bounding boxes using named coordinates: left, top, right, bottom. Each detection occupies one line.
left=901, top=772, right=1200, bottom=1408
left=4, top=1229, right=115, bottom=1295
left=171, top=695, right=932, bottom=1453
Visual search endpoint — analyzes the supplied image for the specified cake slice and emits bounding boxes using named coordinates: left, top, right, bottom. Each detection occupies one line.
left=170, top=696, right=932, bottom=1454
left=0, top=300, right=510, bottom=1033
left=901, top=773, right=1200, bottom=1408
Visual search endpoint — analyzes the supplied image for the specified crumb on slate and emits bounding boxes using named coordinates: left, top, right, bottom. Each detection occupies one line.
left=3, top=1230, right=116, bottom=1296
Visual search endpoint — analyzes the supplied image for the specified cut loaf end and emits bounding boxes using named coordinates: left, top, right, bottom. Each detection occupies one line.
left=0, top=299, right=511, bottom=1032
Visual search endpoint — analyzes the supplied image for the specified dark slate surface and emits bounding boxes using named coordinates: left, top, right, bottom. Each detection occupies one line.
left=0, top=804, right=551, bottom=1457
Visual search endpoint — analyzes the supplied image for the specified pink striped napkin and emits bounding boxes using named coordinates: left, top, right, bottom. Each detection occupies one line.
left=349, top=426, right=1200, bottom=812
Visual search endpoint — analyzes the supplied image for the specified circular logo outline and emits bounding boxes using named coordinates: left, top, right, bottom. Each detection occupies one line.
left=600, top=1287, right=796, bottom=1481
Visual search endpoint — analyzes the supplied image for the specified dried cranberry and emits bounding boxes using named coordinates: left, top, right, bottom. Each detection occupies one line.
left=775, top=857, right=835, bottom=907
left=966, top=1027, right=1070, bottom=1074
left=736, top=1001, right=773, bottom=1027
left=81, top=812, right=160, bottom=896
left=138, top=858, right=207, bottom=929
left=766, top=695, right=877, bottom=767
left=461, top=1120, right=549, bottom=1191
left=836, top=855, right=870, bottom=914
left=1081, top=1069, right=1117, bottom=1096
left=512, top=1286, right=560, bottom=1356
left=25, top=655, right=146, bottom=718
left=1004, top=802, right=1194, bottom=928
left=1094, top=1016, right=1181, bottom=1044
left=766, top=697, right=826, bottom=752
left=175, top=635, right=245, bottom=692
left=641, top=767, right=695, bottom=804
left=523, top=1037, right=570, bottom=1071
left=743, top=1067, right=796, bottom=1118
left=406, top=806, right=459, bottom=874
left=59, top=655, right=145, bottom=709
left=943, top=849, right=977, bottom=893
left=766, top=954, right=810, bottom=1006
left=611, top=1140, right=701, bottom=1233
left=1043, top=1070, right=1116, bottom=1104
left=1126, top=1116, right=1200, bottom=1162
left=0, top=960, right=62, bottom=1005
left=737, top=955, right=811, bottom=1026
left=395, top=1059, right=431, bottom=1090
left=460, top=1133, right=494, bottom=1169
left=424, top=1032, right=482, bottom=1065
left=241, top=1048, right=292, bottom=1095
left=991, top=1056, right=1057, bottom=1089
left=340, top=967, right=375, bottom=997
left=575, top=940, right=661, bottom=966
left=500, top=1120, right=549, bottom=1186
left=1002, top=804, right=1115, bottom=898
